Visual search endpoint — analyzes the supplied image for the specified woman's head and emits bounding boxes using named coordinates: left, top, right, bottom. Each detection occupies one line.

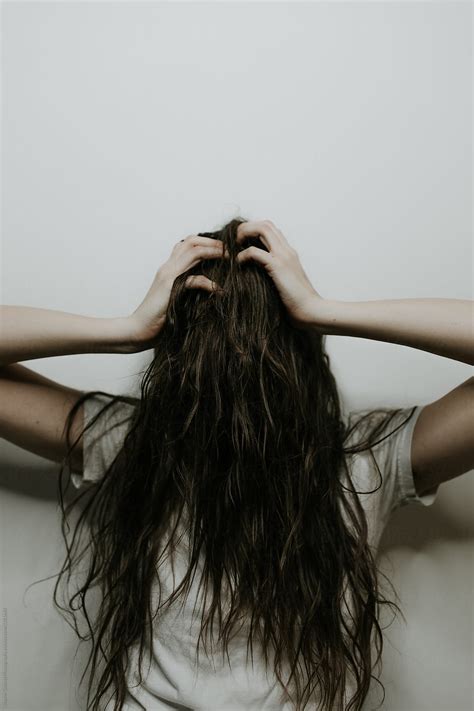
left=151, top=216, right=333, bottom=449
left=54, top=216, right=406, bottom=711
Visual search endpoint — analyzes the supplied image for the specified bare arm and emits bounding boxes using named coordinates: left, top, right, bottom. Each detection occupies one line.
left=314, top=298, right=473, bottom=365
left=0, top=238, right=227, bottom=366
left=0, top=363, right=85, bottom=472
left=311, top=297, right=473, bottom=498
left=311, top=298, right=474, bottom=496
left=0, top=305, right=137, bottom=366
left=410, top=376, right=474, bottom=497
left=235, top=221, right=473, bottom=366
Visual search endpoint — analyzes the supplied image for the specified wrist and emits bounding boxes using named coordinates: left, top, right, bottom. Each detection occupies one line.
left=307, top=298, right=347, bottom=335
left=116, top=313, right=169, bottom=353
left=101, top=317, right=141, bottom=355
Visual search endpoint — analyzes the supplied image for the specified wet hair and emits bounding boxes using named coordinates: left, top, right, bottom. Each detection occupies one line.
left=48, top=217, right=413, bottom=709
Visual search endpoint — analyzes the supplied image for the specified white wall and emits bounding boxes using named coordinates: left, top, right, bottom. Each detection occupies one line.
left=1, top=2, right=472, bottom=709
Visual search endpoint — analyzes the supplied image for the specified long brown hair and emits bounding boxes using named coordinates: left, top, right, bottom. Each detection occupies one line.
left=51, top=217, right=412, bottom=710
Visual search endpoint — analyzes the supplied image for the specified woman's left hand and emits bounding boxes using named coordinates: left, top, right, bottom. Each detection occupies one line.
left=125, top=235, right=227, bottom=351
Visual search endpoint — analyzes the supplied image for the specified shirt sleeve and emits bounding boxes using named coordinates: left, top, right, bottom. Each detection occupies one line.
left=368, top=405, right=440, bottom=516
left=70, top=393, right=137, bottom=490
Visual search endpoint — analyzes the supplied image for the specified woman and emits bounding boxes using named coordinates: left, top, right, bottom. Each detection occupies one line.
left=1, top=217, right=472, bottom=711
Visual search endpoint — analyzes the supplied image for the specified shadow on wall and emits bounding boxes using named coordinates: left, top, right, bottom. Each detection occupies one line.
left=380, top=478, right=474, bottom=553
left=0, top=444, right=60, bottom=502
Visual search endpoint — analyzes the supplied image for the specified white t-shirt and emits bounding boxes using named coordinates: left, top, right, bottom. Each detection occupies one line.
left=71, top=394, right=440, bottom=710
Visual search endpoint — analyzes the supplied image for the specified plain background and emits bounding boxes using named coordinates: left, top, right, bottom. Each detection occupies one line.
left=1, top=1, right=472, bottom=709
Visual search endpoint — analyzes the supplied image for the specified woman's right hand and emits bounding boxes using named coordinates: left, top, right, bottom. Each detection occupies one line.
left=236, top=220, right=324, bottom=330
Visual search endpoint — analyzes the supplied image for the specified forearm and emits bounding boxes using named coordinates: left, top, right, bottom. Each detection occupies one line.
left=316, top=298, right=474, bottom=365
left=0, top=305, right=137, bottom=365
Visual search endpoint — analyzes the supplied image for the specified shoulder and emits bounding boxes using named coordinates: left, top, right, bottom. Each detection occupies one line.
left=342, top=404, right=438, bottom=532
left=343, top=406, right=418, bottom=450
left=71, top=392, right=139, bottom=490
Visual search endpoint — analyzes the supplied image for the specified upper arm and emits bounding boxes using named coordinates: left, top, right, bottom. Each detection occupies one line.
left=411, top=376, right=474, bottom=497
left=0, top=363, right=85, bottom=473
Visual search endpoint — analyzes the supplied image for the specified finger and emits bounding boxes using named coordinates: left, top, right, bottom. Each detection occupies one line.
left=236, top=245, right=274, bottom=269
left=181, top=244, right=229, bottom=271
left=235, top=220, right=284, bottom=252
left=177, top=235, right=227, bottom=251
left=184, top=275, right=224, bottom=293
